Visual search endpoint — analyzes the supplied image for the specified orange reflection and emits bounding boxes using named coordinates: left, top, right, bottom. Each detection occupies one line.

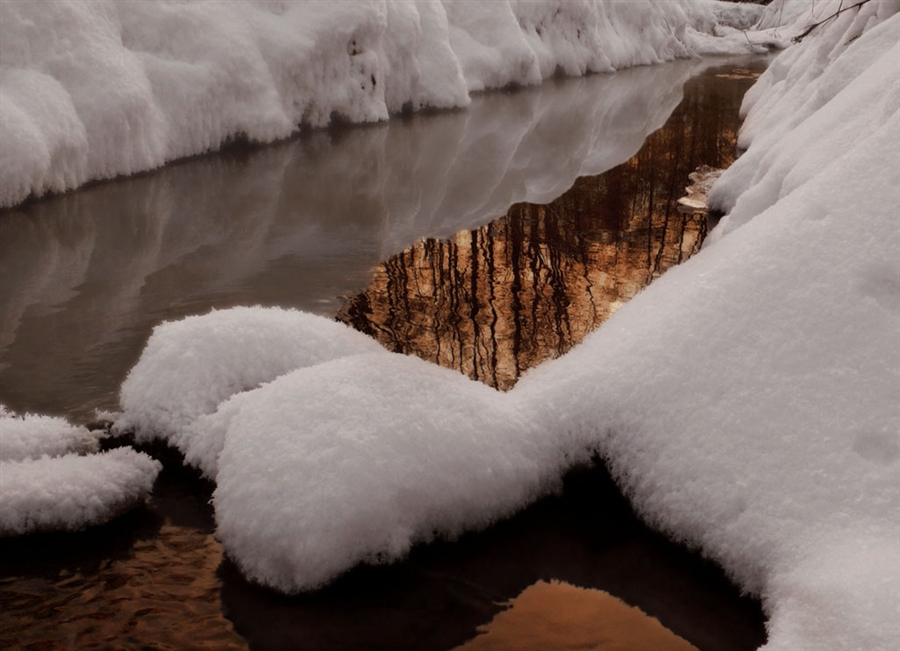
left=0, top=523, right=247, bottom=651
left=338, top=65, right=749, bottom=389
left=454, top=579, right=699, bottom=651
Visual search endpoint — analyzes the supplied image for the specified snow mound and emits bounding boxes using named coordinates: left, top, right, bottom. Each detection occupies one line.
left=0, top=404, right=102, bottom=462
left=0, top=0, right=762, bottom=210
left=116, top=306, right=384, bottom=477
left=0, top=447, right=161, bottom=536
left=214, top=353, right=565, bottom=591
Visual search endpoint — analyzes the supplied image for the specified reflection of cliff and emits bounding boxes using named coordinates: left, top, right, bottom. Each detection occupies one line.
left=338, top=65, right=753, bottom=389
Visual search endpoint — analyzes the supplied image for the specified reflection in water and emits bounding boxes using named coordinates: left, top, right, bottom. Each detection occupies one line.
left=455, top=580, right=698, bottom=651
left=338, top=66, right=749, bottom=388
left=0, top=59, right=767, bottom=651
left=0, top=58, right=707, bottom=423
left=0, top=461, right=246, bottom=650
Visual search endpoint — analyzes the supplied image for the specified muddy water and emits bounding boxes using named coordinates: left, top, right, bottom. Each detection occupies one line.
left=1, top=58, right=767, bottom=650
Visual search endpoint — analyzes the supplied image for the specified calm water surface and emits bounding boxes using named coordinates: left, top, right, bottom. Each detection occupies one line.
left=1, top=58, right=767, bottom=650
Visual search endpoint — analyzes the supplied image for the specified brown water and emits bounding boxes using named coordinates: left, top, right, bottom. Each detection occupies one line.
left=0, top=58, right=767, bottom=651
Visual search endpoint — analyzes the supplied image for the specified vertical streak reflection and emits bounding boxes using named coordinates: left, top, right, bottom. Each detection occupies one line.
left=337, top=68, right=747, bottom=389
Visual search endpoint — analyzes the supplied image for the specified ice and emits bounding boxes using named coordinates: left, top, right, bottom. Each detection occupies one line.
left=0, top=404, right=102, bottom=462
left=1, top=0, right=766, bottom=210
left=0, top=447, right=161, bottom=536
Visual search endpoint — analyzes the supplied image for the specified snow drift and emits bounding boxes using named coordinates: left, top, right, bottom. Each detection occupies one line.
left=0, top=0, right=768, bottom=210
left=117, top=2, right=900, bottom=649
left=0, top=406, right=161, bottom=535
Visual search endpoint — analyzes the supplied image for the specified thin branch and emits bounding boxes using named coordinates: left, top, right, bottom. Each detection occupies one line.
left=792, top=0, right=871, bottom=43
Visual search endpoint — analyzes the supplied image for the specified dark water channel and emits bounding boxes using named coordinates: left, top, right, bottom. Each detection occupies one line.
left=1, top=58, right=768, bottom=650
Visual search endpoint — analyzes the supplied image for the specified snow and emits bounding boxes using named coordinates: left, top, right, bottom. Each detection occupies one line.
left=0, top=447, right=161, bottom=536
left=116, top=307, right=383, bottom=478
left=0, top=404, right=102, bottom=462
left=0, top=0, right=767, bottom=210
left=0, top=406, right=161, bottom=536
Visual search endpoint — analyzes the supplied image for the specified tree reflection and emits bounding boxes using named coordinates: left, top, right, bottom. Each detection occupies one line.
left=338, top=66, right=750, bottom=389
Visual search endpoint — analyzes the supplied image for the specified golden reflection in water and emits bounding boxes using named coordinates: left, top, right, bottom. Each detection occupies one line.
left=455, top=579, right=699, bottom=651
left=0, top=523, right=247, bottom=651
left=339, top=71, right=745, bottom=389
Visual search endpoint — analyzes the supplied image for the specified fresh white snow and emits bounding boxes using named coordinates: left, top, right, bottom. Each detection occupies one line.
left=0, top=447, right=161, bottom=536
left=0, top=0, right=766, bottom=210
left=0, top=406, right=161, bottom=535
left=0, top=404, right=102, bottom=462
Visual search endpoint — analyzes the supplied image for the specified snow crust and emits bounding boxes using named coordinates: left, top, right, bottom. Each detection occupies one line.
left=0, top=0, right=766, bottom=210
left=0, top=406, right=161, bottom=535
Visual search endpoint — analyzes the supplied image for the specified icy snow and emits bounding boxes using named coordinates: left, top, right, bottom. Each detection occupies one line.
left=0, top=0, right=767, bottom=210
left=0, top=406, right=161, bottom=535
left=114, top=2, right=900, bottom=649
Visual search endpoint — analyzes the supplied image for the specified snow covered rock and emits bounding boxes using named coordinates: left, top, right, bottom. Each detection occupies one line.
left=116, top=307, right=384, bottom=477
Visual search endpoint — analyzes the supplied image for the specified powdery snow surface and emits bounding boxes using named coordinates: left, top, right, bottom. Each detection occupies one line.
left=0, top=407, right=161, bottom=535
left=0, top=0, right=771, bottom=210
left=0, top=448, right=161, bottom=536
left=0, top=404, right=102, bottom=461
left=116, top=307, right=383, bottom=478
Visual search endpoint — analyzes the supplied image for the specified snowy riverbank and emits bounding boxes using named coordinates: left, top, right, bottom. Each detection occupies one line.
left=113, top=2, right=900, bottom=650
left=0, top=0, right=769, bottom=209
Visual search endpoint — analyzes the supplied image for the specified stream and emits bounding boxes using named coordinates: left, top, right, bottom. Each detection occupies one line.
left=1, top=56, right=768, bottom=651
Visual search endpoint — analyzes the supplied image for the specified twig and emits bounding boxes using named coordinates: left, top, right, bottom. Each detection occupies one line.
left=792, top=0, right=871, bottom=43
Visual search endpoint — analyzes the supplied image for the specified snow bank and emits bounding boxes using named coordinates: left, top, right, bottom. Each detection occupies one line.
left=0, top=0, right=762, bottom=210
left=0, top=404, right=102, bottom=461
left=0, top=447, right=161, bottom=536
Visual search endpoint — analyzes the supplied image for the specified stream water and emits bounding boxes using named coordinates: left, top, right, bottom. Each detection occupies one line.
left=1, top=56, right=768, bottom=650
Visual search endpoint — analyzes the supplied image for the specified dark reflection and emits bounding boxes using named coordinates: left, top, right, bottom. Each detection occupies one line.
left=339, top=64, right=756, bottom=388
left=218, top=463, right=766, bottom=651
left=0, top=455, right=247, bottom=651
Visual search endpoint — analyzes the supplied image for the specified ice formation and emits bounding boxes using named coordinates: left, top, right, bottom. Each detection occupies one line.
left=0, top=406, right=161, bottom=535
left=0, top=0, right=767, bottom=210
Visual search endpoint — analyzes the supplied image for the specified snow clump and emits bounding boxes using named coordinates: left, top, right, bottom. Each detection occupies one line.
left=0, top=406, right=161, bottom=536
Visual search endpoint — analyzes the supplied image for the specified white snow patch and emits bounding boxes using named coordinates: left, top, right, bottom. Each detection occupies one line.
left=1, top=406, right=161, bottom=535
left=0, top=404, right=102, bottom=462
left=0, top=447, right=161, bottom=536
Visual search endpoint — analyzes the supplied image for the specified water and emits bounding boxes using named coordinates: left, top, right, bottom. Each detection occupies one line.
left=0, top=57, right=768, bottom=650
